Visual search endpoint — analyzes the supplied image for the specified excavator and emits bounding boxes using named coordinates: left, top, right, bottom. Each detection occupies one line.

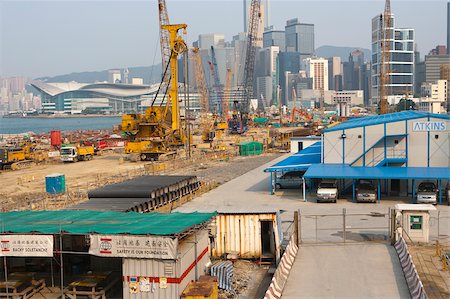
left=0, top=141, right=45, bottom=170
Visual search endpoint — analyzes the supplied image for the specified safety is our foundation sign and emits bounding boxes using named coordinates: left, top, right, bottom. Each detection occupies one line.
left=89, top=235, right=178, bottom=260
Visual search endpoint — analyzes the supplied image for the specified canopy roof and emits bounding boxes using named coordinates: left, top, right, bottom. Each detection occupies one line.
left=264, top=142, right=321, bottom=173
left=0, top=211, right=216, bottom=236
left=304, top=164, right=450, bottom=180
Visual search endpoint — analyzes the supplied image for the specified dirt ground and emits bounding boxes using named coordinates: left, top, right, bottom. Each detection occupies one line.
left=409, top=244, right=450, bottom=299
left=0, top=151, right=281, bottom=211
left=217, top=260, right=268, bottom=299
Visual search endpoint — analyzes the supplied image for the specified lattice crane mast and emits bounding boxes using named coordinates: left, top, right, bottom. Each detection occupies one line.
left=158, top=0, right=171, bottom=83
left=241, top=0, right=262, bottom=114
left=209, top=46, right=223, bottom=115
left=379, top=0, right=392, bottom=115
left=223, top=68, right=233, bottom=119
left=192, top=48, right=209, bottom=113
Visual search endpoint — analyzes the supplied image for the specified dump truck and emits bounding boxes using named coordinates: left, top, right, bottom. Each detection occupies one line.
left=60, top=145, right=94, bottom=162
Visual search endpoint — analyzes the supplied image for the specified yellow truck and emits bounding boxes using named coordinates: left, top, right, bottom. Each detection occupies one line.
left=60, top=145, right=94, bottom=162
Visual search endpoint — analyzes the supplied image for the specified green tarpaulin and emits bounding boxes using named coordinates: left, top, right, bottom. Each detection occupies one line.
left=0, top=210, right=216, bottom=236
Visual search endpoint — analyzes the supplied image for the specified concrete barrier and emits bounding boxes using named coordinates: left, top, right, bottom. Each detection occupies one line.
left=264, top=235, right=298, bottom=299
left=394, top=236, right=427, bottom=299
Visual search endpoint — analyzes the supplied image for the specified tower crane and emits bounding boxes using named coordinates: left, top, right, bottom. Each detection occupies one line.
left=379, top=0, right=392, bottom=115
left=191, top=48, right=209, bottom=113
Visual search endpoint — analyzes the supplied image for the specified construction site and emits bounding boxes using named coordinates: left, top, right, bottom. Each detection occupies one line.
left=0, top=0, right=449, bottom=298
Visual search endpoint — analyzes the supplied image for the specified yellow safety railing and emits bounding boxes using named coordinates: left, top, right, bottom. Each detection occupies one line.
left=435, top=240, right=449, bottom=271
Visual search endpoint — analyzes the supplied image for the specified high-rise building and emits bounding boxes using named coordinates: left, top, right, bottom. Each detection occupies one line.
left=424, top=55, right=450, bottom=83
left=278, top=52, right=301, bottom=105
left=327, top=57, right=342, bottom=91
left=256, top=76, right=273, bottom=107
left=441, top=64, right=450, bottom=80
left=263, top=27, right=285, bottom=51
left=429, top=45, right=447, bottom=56
left=198, top=33, right=225, bottom=50
left=371, top=14, right=415, bottom=105
left=305, top=57, right=329, bottom=91
left=108, top=70, right=122, bottom=84
left=285, top=18, right=314, bottom=67
left=448, top=2, right=450, bottom=54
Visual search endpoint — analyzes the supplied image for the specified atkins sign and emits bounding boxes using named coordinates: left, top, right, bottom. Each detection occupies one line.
left=412, top=121, right=447, bottom=132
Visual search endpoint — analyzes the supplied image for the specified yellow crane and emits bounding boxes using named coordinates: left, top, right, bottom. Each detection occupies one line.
left=121, top=24, right=188, bottom=161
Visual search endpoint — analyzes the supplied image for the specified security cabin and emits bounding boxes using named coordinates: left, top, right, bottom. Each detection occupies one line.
left=395, top=204, right=436, bottom=243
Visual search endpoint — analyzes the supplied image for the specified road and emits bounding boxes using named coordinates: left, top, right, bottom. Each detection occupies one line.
left=282, top=243, right=411, bottom=299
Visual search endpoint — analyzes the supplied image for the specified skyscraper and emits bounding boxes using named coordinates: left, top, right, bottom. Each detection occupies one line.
left=371, top=14, right=415, bottom=105
left=447, top=2, right=450, bottom=54
left=285, top=18, right=314, bottom=67
left=263, top=27, right=285, bottom=51
left=278, top=52, right=301, bottom=105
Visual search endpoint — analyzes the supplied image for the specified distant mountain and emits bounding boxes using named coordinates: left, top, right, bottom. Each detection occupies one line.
left=36, top=64, right=163, bottom=84
left=315, top=45, right=371, bottom=62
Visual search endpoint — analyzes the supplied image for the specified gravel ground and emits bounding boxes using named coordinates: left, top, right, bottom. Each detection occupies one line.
left=172, top=153, right=282, bottom=185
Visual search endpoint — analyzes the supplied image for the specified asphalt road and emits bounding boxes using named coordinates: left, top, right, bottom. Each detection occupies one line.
left=282, top=243, right=411, bottom=299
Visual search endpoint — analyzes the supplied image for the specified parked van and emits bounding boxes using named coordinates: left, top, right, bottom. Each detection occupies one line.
left=317, top=179, right=338, bottom=203
left=416, top=181, right=437, bottom=204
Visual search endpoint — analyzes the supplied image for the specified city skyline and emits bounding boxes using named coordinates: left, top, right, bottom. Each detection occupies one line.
left=1, top=0, right=448, bottom=78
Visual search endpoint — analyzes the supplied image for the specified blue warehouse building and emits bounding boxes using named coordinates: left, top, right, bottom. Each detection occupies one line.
left=265, top=111, right=450, bottom=204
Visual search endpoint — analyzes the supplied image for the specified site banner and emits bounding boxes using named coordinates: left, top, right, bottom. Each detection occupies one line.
left=89, top=235, right=178, bottom=260
left=0, top=235, right=53, bottom=257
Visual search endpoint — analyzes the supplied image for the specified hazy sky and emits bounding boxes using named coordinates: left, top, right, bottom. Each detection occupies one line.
left=0, top=0, right=448, bottom=78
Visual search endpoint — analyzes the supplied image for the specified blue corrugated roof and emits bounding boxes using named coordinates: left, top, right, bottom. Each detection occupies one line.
left=304, top=164, right=450, bottom=180
left=264, top=142, right=321, bottom=172
left=324, top=111, right=450, bottom=132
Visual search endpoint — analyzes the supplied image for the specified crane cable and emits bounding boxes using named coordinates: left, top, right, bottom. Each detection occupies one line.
left=150, top=49, right=173, bottom=107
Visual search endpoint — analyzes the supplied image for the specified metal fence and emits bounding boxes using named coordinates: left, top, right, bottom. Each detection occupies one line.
left=299, top=209, right=391, bottom=244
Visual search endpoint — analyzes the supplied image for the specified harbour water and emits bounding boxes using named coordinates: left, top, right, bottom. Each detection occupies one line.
left=0, top=116, right=121, bottom=134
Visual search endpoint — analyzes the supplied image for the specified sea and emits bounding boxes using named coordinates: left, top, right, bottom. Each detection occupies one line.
left=0, top=116, right=121, bottom=134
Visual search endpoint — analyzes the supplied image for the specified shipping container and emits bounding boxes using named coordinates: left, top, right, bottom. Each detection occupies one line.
left=212, top=213, right=281, bottom=262
left=122, top=230, right=210, bottom=299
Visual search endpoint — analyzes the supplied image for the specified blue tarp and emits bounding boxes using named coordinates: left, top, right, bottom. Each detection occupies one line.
left=304, top=164, right=450, bottom=180
left=264, top=141, right=322, bottom=173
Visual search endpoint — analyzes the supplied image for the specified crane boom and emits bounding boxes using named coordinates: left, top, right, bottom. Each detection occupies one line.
left=192, top=48, right=209, bottom=113
left=242, top=0, right=261, bottom=113
left=210, top=46, right=223, bottom=114
left=223, top=68, right=233, bottom=118
left=158, top=0, right=171, bottom=81
left=379, top=0, right=391, bottom=115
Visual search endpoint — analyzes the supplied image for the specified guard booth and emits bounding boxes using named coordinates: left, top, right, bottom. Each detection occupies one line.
left=395, top=204, right=436, bottom=243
